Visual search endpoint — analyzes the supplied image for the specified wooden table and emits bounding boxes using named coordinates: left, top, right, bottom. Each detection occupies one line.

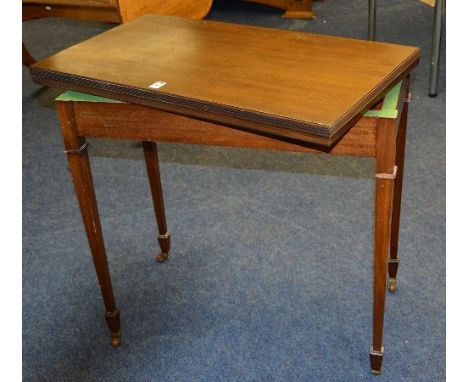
left=29, top=14, right=420, bottom=374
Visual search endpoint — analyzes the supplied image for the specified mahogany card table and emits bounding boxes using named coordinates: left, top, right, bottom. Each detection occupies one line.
left=29, top=14, right=420, bottom=374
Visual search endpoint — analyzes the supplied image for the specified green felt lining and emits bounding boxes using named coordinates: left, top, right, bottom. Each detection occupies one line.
left=55, top=81, right=402, bottom=119
left=55, top=91, right=122, bottom=103
left=363, top=81, right=401, bottom=119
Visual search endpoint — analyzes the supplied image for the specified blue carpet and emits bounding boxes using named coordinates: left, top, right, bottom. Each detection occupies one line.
left=22, top=0, right=445, bottom=380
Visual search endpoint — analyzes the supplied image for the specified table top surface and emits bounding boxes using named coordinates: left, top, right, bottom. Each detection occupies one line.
left=31, top=14, right=419, bottom=144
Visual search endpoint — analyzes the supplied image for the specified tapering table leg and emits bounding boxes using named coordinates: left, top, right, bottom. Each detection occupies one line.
left=56, top=101, right=121, bottom=348
left=142, top=141, right=171, bottom=263
left=22, top=42, right=36, bottom=66
left=368, top=0, right=377, bottom=41
left=388, top=76, right=411, bottom=292
left=429, top=0, right=444, bottom=97
left=370, top=116, right=398, bottom=374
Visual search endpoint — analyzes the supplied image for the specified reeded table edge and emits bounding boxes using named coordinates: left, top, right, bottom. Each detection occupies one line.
left=30, top=67, right=331, bottom=137
left=330, top=49, right=420, bottom=136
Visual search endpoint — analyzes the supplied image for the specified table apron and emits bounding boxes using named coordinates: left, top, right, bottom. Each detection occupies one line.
left=66, top=101, right=380, bottom=157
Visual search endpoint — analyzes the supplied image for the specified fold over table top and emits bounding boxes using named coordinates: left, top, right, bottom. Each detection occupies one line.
left=30, top=14, right=420, bottom=146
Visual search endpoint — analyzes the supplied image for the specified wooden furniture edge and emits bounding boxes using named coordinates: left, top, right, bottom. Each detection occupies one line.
left=55, top=80, right=402, bottom=119
left=54, top=81, right=403, bottom=158
left=30, top=67, right=333, bottom=139
left=22, top=2, right=121, bottom=23
left=330, top=53, right=419, bottom=138
left=242, top=0, right=315, bottom=18
left=58, top=99, right=379, bottom=157
left=31, top=49, right=417, bottom=147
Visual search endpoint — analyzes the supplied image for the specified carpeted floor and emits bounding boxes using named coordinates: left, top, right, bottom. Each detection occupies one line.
left=22, top=0, right=445, bottom=380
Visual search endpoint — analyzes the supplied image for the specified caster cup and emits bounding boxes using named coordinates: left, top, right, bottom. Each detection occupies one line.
left=370, top=346, right=384, bottom=375
left=111, top=336, right=121, bottom=348
left=156, top=252, right=169, bottom=263
left=387, top=279, right=398, bottom=293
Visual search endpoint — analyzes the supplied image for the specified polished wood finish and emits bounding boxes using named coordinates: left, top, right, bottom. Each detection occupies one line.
left=243, top=0, right=315, bottom=18
left=22, top=2, right=121, bottom=23
left=70, top=102, right=378, bottom=157
left=142, top=141, right=171, bottom=263
left=56, top=101, right=121, bottom=347
left=55, top=83, right=411, bottom=371
left=43, top=18, right=417, bottom=372
left=22, top=0, right=212, bottom=22
left=118, top=0, right=212, bottom=22
left=387, top=76, right=410, bottom=292
left=22, top=0, right=212, bottom=66
left=54, top=77, right=412, bottom=372
left=370, top=109, right=400, bottom=374
left=23, top=0, right=314, bottom=22
left=30, top=14, right=420, bottom=146
left=24, top=0, right=117, bottom=6
left=22, top=1, right=120, bottom=66
left=283, top=0, right=315, bottom=18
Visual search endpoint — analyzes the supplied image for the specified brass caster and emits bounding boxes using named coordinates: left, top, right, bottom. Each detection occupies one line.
left=111, top=336, right=121, bottom=348
left=370, top=346, right=384, bottom=375
left=156, top=251, right=169, bottom=263
left=387, top=279, right=398, bottom=293
left=157, top=233, right=171, bottom=261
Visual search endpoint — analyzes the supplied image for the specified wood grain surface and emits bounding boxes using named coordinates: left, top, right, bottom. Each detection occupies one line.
left=23, top=0, right=117, bottom=7
left=118, top=0, right=213, bottom=22
left=69, top=101, right=378, bottom=157
left=31, top=14, right=419, bottom=145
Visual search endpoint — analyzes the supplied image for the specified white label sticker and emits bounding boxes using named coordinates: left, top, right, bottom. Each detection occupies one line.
left=149, top=81, right=166, bottom=89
